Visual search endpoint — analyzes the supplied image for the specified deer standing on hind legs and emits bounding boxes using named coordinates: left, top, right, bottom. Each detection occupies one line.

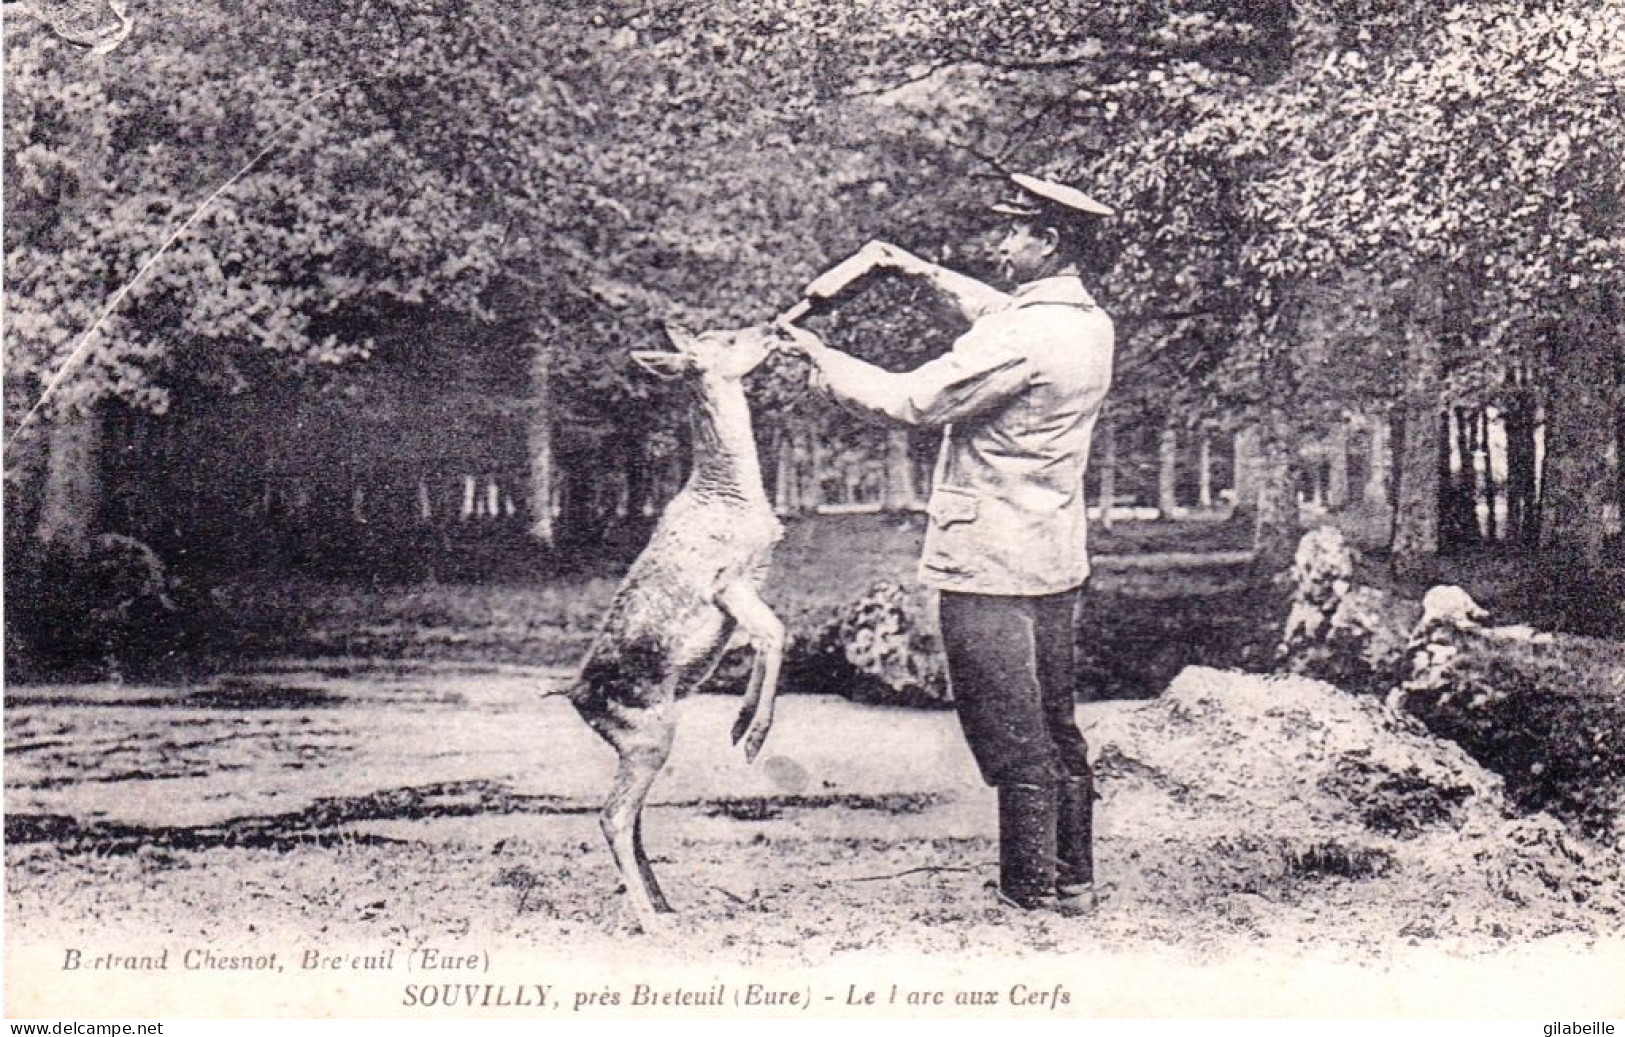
left=568, top=322, right=787, bottom=931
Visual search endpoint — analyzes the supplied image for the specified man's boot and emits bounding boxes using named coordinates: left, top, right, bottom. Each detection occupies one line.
left=994, top=784, right=1059, bottom=910
left=1055, top=775, right=1097, bottom=915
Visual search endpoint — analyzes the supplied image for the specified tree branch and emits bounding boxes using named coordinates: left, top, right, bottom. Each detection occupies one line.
left=969, top=52, right=1100, bottom=73
left=843, top=59, right=956, bottom=99
left=942, top=137, right=1014, bottom=179
left=4, top=71, right=395, bottom=450
left=996, top=96, right=1069, bottom=165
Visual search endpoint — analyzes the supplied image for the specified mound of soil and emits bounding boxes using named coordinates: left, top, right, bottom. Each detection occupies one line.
left=1093, top=667, right=1624, bottom=943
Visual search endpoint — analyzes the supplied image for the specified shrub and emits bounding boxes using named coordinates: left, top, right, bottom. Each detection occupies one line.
left=5, top=535, right=197, bottom=679
left=1272, top=528, right=1625, bottom=842
left=702, top=580, right=950, bottom=707
left=1075, top=580, right=1283, bottom=698
left=1399, top=618, right=1625, bottom=841
left=1278, top=526, right=1418, bottom=693
left=831, top=580, right=950, bottom=707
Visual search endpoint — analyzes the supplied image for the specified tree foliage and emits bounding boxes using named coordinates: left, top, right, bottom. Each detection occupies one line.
left=4, top=0, right=1621, bottom=568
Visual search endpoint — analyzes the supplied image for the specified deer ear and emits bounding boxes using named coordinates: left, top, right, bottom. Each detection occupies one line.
left=630, top=350, right=697, bottom=380
left=662, top=323, right=699, bottom=351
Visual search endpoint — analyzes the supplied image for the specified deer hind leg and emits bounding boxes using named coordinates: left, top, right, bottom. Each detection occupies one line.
left=631, top=813, right=670, bottom=914
left=601, top=702, right=678, bottom=928
left=718, top=583, right=785, bottom=762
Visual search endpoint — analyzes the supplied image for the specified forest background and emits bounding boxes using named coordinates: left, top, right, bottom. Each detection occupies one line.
left=4, top=0, right=1623, bottom=678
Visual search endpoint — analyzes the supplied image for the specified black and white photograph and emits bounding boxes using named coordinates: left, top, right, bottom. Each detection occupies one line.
left=4, top=0, right=1623, bottom=1023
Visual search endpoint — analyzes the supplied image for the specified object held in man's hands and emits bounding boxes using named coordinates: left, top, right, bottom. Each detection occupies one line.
left=774, top=299, right=815, bottom=327
left=803, top=240, right=921, bottom=303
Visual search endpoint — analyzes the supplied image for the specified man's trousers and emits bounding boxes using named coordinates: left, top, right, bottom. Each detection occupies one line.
left=937, top=586, right=1091, bottom=787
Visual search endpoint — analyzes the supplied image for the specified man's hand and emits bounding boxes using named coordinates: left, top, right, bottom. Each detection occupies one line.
left=768, top=324, right=834, bottom=396
left=769, top=322, right=827, bottom=360
left=864, top=240, right=927, bottom=275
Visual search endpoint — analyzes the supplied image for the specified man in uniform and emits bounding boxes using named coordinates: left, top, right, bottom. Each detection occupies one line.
left=779, top=174, right=1115, bottom=914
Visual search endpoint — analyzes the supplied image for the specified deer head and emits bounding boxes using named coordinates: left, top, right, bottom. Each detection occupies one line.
left=631, top=324, right=780, bottom=384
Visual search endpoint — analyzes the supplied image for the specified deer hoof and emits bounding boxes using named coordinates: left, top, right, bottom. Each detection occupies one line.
left=634, top=915, right=672, bottom=937
left=623, top=904, right=672, bottom=936
left=730, top=711, right=752, bottom=746
left=741, top=723, right=771, bottom=763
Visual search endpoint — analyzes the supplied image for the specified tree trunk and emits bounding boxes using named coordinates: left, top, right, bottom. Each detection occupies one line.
left=1326, top=419, right=1349, bottom=509
left=1157, top=426, right=1179, bottom=517
left=1364, top=417, right=1391, bottom=507
left=1616, top=392, right=1625, bottom=541
left=883, top=428, right=918, bottom=510
left=1541, top=309, right=1617, bottom=569
left=556, top=453, right=596, bottom=546
left=4, top=404, right=50, bottom=553
left=26, top=62, right=111, bottom=558
left=1252, top=411, right=1301, bottom=570
left=1505, top=386, right=1538, bottom=545
left=1481, top=408, right=1498, bottom=544
left=1197, top=432, right=1213, bottom=509
left=1232, top=425, right=1260, bottom=515
left=1391, top=406, right=1442, bottom=571
left=773, top=424, right=799, bottom=514
left=1390, top=285, right=1444, bottom=573
left=1438, top=406, right=1479, bottom=550
left=1096, top=414, right=1116, bottom=531
left=34, top=410, right=102, bottom=554
left=799, top=423, right=825, bottom=511
left=1437, top=410, right=1466, bottom=551
left=527, top=336, right=555, bottom=547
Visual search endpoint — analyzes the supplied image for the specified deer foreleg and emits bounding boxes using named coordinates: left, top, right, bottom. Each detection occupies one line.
left=717, top=582, right=784, bottom=762
left=731, top=650, right=768, bottom=747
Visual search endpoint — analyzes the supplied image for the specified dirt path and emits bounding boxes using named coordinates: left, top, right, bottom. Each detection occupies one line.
left=6, top=662, right=1624, bottom=1016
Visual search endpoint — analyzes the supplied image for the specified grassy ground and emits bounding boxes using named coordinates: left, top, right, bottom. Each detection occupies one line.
left=194, top=513, right=1263, bottom=672
left=114, top=510, right=1610, bottom=703
left=9, top=509, right=1616, bottom=709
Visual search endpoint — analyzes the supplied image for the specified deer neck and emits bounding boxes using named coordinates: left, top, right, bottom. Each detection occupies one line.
left=686, top=376, right=766, bottom=506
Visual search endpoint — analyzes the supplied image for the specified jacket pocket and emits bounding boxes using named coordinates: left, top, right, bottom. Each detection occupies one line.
left=928, top=486, right=980, bottom=528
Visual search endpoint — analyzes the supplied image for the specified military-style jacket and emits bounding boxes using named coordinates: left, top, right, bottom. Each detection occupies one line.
left=814, top=275, right=1114, bottom=595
